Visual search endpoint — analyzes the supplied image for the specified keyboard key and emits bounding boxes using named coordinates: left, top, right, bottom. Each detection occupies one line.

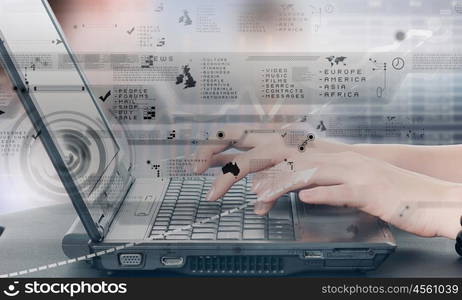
left=222, top=196, right=244, bottom=201
left=191, top=233, right=216, bottom=240
left=196, top=219, right=219, bottom=224
left=165, top=192, right=180, bottom=196
left=269, top=232, right=294, bottom=239
left=220, top=216, right=242, bottom=222
left=222, top=205, right=243, bottom=209
left=196, top=219, right=219, bottom=225
left=179, top=193, right=200, bottom=198
left=197, top=206, right=220, bottom=210
left=196, top=212, right=218, bottom=217
left=167, top=230, right=192, bottom=235
left=169, top=225, right=192, bottom=230
left=197, top=206, right=218, bottom=210
left=268, top=219, right=291, bottom=224
left=197, top=212, right=219, bottom=216
left=219, top=221, right=242, bottom=227
left=151, top=231, right=165, bottom=236
left=192, top=223, right=217, bottom=228
left=157, top=215, right=172, bottom=220
left=175, top=204, right=197, bottom=209
left=243, top=229, right=266, bottom=240
left=198, top=202, right=221, bottom=206
left=217, top=232, right=241, bottom=240
left=173, top=210, right=195, bottom=215
left=159, top=207, right=174, bottom=211
left=269, top=224, right=290, bottom=230
left=170, top=220, right=193, bottom=226
left=183, top=180, right=204, bottom=185
left=154, top=221, right=169, bottom=226
left=192, top=228, right=216, bottom=233
left=244, top=219, right=266, bottom=224
left=218, top=226, right=241, bottom=232
left=244, top=224, right=265, bottom=229
left=171, top=218, right=193, bottom=224
left=166, top=235, right=190, bottom=240
left=177, top=197, right=199, bottom=203
left=181, top=186, right=202, bottom=190
left=269, top=234, right=293, bottom=240
left=162, top=197, right=178, bottom=202
left=152, top=226, right=167, bottom=231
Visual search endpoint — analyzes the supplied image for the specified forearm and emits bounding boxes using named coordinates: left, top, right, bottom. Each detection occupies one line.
left=352, top=144, right=462, bottom=183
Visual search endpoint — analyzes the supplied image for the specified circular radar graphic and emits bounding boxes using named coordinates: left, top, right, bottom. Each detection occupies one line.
left=4, top=111, right=131, bottom=201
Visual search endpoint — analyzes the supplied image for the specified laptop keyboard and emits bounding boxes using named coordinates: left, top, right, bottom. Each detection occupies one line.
left=149, top=177, right=295, bottom=241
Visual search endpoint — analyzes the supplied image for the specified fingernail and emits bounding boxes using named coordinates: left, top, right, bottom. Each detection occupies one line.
left=205, top=187, right=215, bottom=201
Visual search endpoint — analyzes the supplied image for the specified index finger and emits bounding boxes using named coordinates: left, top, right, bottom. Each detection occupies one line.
left=205, top=143, right=295, bottom=201
left=194, top=127, right=285, bottom=174
left=193, top=126, right=247, bottom=174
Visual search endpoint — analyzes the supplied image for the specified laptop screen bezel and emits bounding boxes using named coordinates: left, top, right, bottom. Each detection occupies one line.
left=41, top=0, right=135, bottom=238
left=0, top=35, right=104, bottom=241
left=0, top=0, right=135, bottom=242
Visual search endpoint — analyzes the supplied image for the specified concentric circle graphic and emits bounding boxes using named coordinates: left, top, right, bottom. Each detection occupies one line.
left=4, top=110, right=134, bottom=202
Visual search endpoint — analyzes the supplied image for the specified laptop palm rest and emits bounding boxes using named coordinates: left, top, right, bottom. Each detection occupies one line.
left=295, top=202, right=393, bottom=244
left=105, top=179, right=167, bottom=241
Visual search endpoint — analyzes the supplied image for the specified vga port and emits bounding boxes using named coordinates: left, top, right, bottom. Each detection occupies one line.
left=119, top=253, right=143, bottom=266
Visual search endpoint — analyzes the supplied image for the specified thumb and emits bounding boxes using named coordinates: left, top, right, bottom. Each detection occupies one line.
left=298, top=185, right=358, bottom=208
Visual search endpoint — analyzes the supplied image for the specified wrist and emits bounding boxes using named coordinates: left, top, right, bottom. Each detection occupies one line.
left=350, top=143, right=404, bottom=167
left=451, top=186, right=462, bottom=255
left=438, top=183, right=462, bottom=239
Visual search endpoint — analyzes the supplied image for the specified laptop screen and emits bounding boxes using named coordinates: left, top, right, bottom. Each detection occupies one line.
left=0, top=0, right=128, bottom=233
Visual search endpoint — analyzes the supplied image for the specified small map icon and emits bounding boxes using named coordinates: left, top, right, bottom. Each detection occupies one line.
left=326, top=56, right=347, bottom=67
left=222, top=162, right=240, bottom=177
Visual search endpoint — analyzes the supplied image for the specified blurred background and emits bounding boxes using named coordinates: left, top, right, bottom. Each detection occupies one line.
left=1, top=0, right=462, bottom=214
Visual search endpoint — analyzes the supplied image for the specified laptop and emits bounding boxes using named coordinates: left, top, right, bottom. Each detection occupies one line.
left=0, top=0, right=395, bottom=275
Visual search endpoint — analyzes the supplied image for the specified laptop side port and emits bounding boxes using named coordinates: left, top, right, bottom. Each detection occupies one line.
left=119, top=253, right=143, bottom=266
left=303, top=251, right=324, bottom=259
left=161, top=256, right=185, bottom=267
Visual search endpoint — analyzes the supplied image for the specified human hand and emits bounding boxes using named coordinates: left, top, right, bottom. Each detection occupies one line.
left=193, top=125, right=351, bottom=202
left=253, top=151, right=462, bottom=239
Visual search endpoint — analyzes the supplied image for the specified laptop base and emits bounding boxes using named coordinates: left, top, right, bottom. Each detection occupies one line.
left=63, top=212, right=395, bottom=276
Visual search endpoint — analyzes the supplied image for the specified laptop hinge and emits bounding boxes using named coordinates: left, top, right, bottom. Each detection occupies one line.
left=96, top=174, right=135, bottom=240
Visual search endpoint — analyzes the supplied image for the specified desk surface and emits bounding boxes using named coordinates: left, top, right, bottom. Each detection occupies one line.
left=1, top=203, right=461, bottom=278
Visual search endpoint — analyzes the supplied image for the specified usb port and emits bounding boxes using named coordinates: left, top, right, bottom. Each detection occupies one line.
left=303, top=251, right=323, bottom=259
left=161, top=256, right=184, bottom=266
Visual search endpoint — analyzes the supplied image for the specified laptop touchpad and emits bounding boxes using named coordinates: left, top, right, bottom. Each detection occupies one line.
left=294, top=201, right=389, bottom=243
left=268, top=195, right=292, bottom=220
